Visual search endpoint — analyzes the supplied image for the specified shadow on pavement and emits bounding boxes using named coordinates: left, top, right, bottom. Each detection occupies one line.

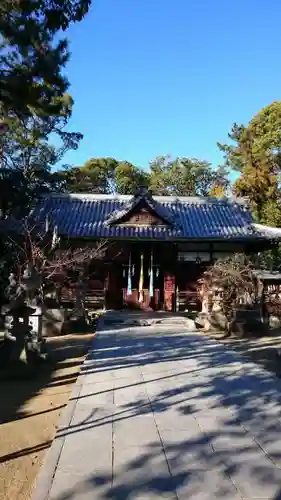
left=45, top=325, right=281, bottom=499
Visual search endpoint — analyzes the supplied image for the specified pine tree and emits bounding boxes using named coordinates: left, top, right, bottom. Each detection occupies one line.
left=0, top=0, right=89, bottom=216
left=0, top=0, right=91, bottom=122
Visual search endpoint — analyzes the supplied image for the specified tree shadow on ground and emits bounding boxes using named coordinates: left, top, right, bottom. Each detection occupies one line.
left=44, top=324, right=281, bottom=500
left=217, top=327, right=281, bottom=377
left=0, top=334, right=93, bottom=427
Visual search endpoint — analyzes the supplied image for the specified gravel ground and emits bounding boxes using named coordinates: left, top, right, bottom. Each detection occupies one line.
left=0, top=333, right=94, bottom=500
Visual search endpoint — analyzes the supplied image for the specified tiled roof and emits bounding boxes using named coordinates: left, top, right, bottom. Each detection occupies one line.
left=23, top=192, right=280, bottom=242
left=253, top=224, right=281, bottom=240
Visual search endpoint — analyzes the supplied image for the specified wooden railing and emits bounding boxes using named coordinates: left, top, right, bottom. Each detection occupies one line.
left=59, top=287, right=105, bottom=309
left=177, top=290, right=201, bottom=312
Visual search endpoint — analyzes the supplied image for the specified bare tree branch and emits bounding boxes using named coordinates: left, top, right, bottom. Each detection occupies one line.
left=7, top=219, right=109, bottom=292
left=199, top=254, right=256, bottom=322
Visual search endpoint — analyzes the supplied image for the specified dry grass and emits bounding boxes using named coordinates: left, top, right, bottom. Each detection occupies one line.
left=0, top=333, right=94, bottom=500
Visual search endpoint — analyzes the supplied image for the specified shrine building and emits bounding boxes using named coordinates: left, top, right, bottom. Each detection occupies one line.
left=29, top=187, right=281, bottom=312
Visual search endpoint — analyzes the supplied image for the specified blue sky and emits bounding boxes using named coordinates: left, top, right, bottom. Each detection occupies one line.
left=61, top=0, right=281, bottom=171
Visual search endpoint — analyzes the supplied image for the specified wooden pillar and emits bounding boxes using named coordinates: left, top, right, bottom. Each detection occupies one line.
left=164, top=273, right=176, bottom=312
left=260, top=280, right=269, bottom=327
left=106, top=265, right=123, bottom=309
left=210, top=242, right=214, bottom=264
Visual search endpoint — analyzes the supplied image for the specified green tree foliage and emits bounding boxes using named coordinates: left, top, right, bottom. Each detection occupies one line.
left=218, top=102, right=281, bottom=224
left=60, top=158, right=150, bottom=195
left=114, top=161, right=150, bottom=194
left=0, top=0, right=88, bottom=217
left=59, top=158, right=119, bottom=194
left=149, top=155, right=229, bottom=196
left=0, top=90, right=82, bottom=218
left=250, top=101, right=281, bottom=155
left=0, top=0, right=91, bottom=121
left=62, top=155, right=229, bottom=196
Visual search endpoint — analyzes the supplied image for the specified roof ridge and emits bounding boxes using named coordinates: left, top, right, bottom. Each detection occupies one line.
left=41, top=192, right=249, bottom=205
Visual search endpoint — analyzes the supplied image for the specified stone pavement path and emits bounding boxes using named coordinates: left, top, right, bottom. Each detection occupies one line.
left=33, top=322, right=281, bottom=500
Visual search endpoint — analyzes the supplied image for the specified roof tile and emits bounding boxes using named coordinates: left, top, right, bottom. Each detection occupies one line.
left=25, top=193, right=272, bottom=241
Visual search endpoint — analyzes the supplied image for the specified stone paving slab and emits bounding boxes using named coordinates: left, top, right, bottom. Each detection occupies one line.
left=32, top=320, right=281, bottom=500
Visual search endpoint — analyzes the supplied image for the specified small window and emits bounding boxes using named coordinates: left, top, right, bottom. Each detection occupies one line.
left=177, top=251, right=211, bottom=262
